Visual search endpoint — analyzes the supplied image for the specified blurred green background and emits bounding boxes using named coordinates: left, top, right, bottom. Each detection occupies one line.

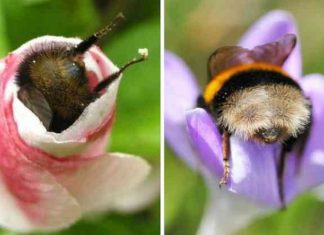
left=165, top=0, right=324, bottom=235
left=0, top=0, right=160, bottom=234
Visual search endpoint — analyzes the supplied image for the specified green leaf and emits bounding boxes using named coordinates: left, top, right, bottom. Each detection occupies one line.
left=106, top=19, right=160, bottom=162
left=237, top=194, right=324, bottom=235
left=2, top=0, right=98, bottom=50
left=165, top=147, right=207, bottom=234
left=0, top=1, right=9, bottom=57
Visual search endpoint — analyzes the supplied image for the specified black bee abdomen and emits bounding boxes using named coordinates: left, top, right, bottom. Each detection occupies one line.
left=50, top=113, right=76, bottom=132
left=197, top=95, right=208, bottom=110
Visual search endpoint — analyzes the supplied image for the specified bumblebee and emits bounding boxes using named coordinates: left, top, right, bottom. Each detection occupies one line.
left=198, top=34, right=311, bottom=205
left=16, top=13, right=148, bottom=133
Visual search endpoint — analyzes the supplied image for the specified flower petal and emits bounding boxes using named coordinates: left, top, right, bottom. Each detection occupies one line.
left=238, top=10, right=302, bottom=79
left=313, top=185, right=324, bottom=201
left=164, top=51, right=201, bottom=168
left=55, top=152, right=151, bottom=213
left=109, top=165, right=160, bottom=213
left=185, top=108, right=223, bottom=175
left=186, top=108, right=283, bottom=207
left=291, top=74, right=324, bottom=193
left=197, top=170, right=269, bottom=235
left=229, top=137, right=281, bottom=207
left=3, top=36, right=119, bottom=157
left=0, top=160, right=81, bottom=232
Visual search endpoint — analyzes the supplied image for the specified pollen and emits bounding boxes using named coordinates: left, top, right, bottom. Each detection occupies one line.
left=138, top=48, right=149, bottom=59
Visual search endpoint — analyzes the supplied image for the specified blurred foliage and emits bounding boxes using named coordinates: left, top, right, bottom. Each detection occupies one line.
left=238, top=194, right=324, bottom=235
left=0, top=0, right=160, bottom=234
left=107, top=19, right=160, bottom=161
left=165, top=147, right=206, bottom=234
left=166, top=0, right=324, bottom=234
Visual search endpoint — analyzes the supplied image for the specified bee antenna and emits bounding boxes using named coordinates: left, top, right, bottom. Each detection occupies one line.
left=94, top=48, right=149, bottom=93
left=71, top=13, right=126, bottom=55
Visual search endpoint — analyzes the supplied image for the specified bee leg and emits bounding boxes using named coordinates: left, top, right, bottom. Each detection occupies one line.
left=294, top=101, right=312, bottom=174
left=294, top=135, right=308, bottom=175
left=283, top=105, right=312, bottom=176
left=278, top=147, right=287, bottom=209
left=295, top=119, right=311, bottom=175
left=278, top=124, right=311, bottom=209
left=219, top=131, right=231, bottom=187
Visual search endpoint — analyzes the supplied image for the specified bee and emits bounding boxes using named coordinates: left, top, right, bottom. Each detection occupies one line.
left=16, top=13, right=148, bottom=133
left=198, top=34, right=311, bottom=206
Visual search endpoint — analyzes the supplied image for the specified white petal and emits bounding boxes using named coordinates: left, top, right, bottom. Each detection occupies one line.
left=56, top=152, right=151, bottom=213
left=110, top=165, right=160, bottom=213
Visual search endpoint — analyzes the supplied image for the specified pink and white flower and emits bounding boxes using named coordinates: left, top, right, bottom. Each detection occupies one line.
left=0, top=36, right=150, bottom=232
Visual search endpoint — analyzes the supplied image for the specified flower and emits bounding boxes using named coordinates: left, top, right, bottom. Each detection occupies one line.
left=0, top=36, right=150, bottom=232
left=165, top=10, right=324, bottom=234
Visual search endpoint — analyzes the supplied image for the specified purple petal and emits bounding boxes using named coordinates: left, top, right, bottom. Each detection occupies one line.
left=186, top=108, right=283, bottom=207
left=229, top=137, right=282, bottom=206
left=164, top=51, right=201, bottom=168
left=292, top=74, right=324, bottom=194
left=238, top=10, right=302, bottom=80
left=197, top=170, right=269, bottom=235
left=185, top=108, right=223, bottom=176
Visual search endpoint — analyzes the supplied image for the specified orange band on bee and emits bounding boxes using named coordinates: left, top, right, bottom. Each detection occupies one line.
left=203, top=62, right=290, bottom=104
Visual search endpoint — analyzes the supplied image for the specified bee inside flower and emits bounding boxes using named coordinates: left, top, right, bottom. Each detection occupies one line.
left=165, top=10, right=324, bottom=220
left=196, top=34, right=311, bottom=207
left=16, top=13, right=148, bottom=133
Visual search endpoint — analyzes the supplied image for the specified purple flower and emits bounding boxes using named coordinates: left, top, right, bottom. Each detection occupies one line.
left=165, top=9, right=324, bottom=218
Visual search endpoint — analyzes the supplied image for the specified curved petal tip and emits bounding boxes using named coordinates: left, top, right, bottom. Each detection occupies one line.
left=164, top=51, right=200, bottom=167
left=238, top=10, right=302, bottom=79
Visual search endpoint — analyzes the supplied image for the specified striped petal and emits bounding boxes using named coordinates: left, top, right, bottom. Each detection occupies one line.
left=0, top=156, right=81, bottom=232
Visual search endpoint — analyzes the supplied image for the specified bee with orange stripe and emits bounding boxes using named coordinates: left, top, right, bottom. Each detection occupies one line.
left=198, top=34, right=311, bottom=204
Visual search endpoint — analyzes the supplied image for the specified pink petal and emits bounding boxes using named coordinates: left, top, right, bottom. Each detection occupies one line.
left=0, top=49, right=85, bottom=232
left=0, top=157, right=80, bottom=232
left=55, top=153, right=151, bottom=213
left=164, top=51, right=201, bottom=168
left=238, top=10, right=302, bottom=80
